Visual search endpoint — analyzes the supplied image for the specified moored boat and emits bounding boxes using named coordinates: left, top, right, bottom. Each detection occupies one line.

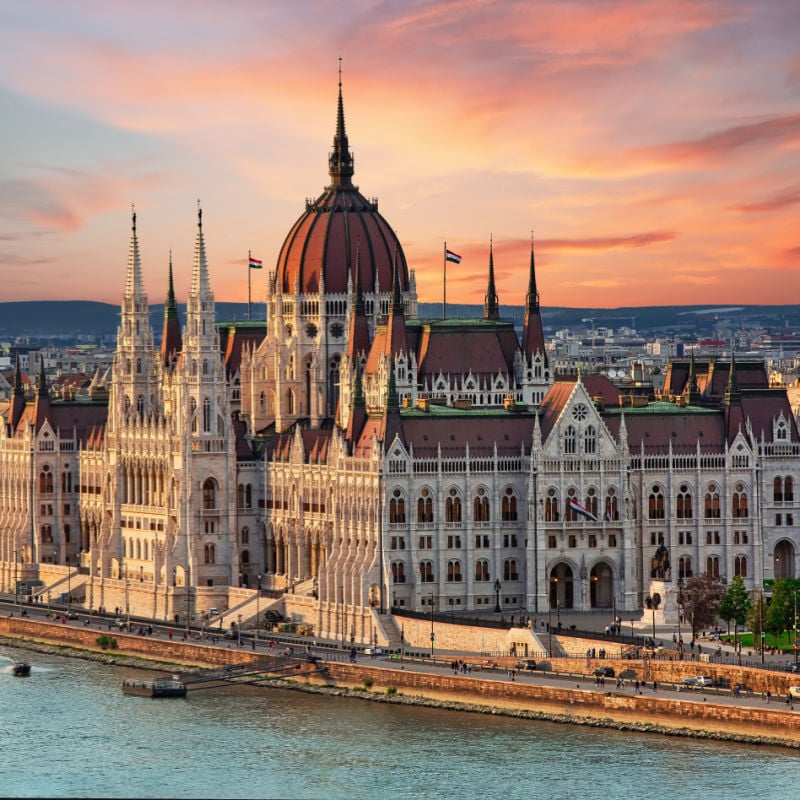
left=122, top=676, right=187, bottom=698
left=12, top=662, right=31, bottom=677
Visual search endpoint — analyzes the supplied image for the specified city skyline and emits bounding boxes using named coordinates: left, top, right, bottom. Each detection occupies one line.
left=0, top=1, right=798, bottom=309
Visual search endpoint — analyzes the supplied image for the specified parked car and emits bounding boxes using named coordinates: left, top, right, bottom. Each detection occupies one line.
left=683, top=675, right=712, bottom=687
left=64, top=610, right=78, bottom=620
left=788, top=686, right=800, bottom=699
left=593, top=666, right=615, bottom=677
left=363, top=647, right=383, bottom=656
left=481, top=659, right=499, bottom=668
left=515, top=659, right=537, bottom=671
left=783, top=662, right=800, bottom=673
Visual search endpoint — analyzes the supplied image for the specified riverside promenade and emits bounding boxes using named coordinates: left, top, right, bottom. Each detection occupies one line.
left=3, top=606, right=800, bottom=749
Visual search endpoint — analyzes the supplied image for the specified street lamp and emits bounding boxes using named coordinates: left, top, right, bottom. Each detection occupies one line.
left=554, top=576, right=560, bottom=629
left=66, top=555, right=71, bottom=613
left=494, top=578, right=502, bottom=614
left=125, top=579, right=131, bottom=631
left=793, top=585, right=799, bottom=665
left=238, top=613, right=243, bottom=647
left=676, top=577, right=684, bottom=657
left=646, top=595, right=656, bottom=642
left=429, top=592, right=435, bottom=659
left=13, top=548, right=18, bottom=608
left=256, top=573, right=262, bottom=646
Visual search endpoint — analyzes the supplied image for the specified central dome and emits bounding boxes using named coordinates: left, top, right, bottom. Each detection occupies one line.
left=275, top=79, right=410, bottom=296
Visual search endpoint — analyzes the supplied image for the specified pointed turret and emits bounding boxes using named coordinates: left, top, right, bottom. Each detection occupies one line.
left=125, top=208, right=145, bottom=301
left=522, top=233, right=547, bottom=361
left=385, top=245, right=408, bottom=357
left=33, top=354, right=51, bottom=430
left=114, top=207, right=156, bottom=420
left=685, top=352, right=700, bottom=404
left=161, top=251, right=182, bottom=368
left=346, top=248, right=371, bottom=359
left=328, top=58, right=354, bottom=189
left=189, top=204, right=212, bottom=301
left=724, top=351, right=741, bottom=406
left=345, top=360, right=367, bottom=446
left=8, top=355, right=26, bottom=430
left=483, top=236, right=500, bottom=321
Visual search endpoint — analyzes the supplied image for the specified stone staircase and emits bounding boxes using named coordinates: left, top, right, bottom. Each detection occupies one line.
left=374, top=612, right=405, bottom=651
left=211, top=592, right=282, bottom=630
left=31, top=569, right=85, bottom=604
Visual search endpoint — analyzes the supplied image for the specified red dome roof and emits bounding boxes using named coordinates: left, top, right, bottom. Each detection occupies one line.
left=275, top=80, right=409, bottom=296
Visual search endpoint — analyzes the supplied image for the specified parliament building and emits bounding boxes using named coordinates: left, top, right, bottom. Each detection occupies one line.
left=1, top=79, right=798, bottom=646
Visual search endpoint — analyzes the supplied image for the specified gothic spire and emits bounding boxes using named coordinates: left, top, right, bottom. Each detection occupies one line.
left=526, top=230, right=539, bottom=311
left=483, top=235, right=500, bottom=321
left=328, top=58, right=354, bottom=189
left=522, top=232, right=547, bottom=361
left=33, top=353, right=51, bottom=430
left=346, top=247, right=371, bottom=358
left=724, top=350, right=741, bottom=405
left=190, top=201, right=211, bottom=300
left=8, top=355, right=25, bottom=431
left=161, top=250, right=183, bottom=367
left=385, top=244, right=408, bottom=357
left=124, top=205, right=145, bottom=301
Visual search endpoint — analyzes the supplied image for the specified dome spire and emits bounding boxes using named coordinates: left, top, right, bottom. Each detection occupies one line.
left=328, top=57, right=355, bottom=189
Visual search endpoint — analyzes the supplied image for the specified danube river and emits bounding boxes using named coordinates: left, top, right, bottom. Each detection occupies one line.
left=1, top=646, right=799, bottom=799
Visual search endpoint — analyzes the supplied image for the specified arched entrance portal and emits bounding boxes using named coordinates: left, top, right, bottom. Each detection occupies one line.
left=590, top=562, right=614, bottom=608
left=549, top=563, right=574, bottom=611
left=774, top=540, right=796, bottom=579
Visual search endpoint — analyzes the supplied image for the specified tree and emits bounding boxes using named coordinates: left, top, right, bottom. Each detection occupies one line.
left=719, top=575, right=751, bottom=651
left=749, top=591, right=767, bottom=656
left=680, top=572, right=725, bottom=642
left=765, top=579, right=794, bottom=636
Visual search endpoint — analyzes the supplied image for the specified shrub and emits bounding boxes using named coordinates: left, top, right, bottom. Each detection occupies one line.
left=96, top=634, right=118, bottom=651
left=386, top=686, right=397, bottom=696
left=362, top=677, right=373, bottom=689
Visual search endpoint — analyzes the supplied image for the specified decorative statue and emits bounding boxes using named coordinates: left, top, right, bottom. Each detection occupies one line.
left=650, top=544, right=670, bottom=580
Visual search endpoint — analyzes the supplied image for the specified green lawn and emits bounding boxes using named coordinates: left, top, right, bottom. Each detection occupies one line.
left=721, top=630, right=800, bottom=653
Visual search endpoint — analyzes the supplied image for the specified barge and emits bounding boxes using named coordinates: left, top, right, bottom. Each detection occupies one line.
left=122, top=676, right=187, bottom=698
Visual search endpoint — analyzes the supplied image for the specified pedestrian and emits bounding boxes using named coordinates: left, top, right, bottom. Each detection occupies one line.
left=653, top=680, right=658, bottom=692
left=767, top=690, right=771, bottom=704
left=168, top=629, right=173, bottom=640
left=635, top=680, right=640, bottom=694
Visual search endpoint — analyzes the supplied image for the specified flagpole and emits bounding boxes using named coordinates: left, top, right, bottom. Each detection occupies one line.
left=248, top=250, right=252, bottom=321
left=443, top=241, right=447, bottom=320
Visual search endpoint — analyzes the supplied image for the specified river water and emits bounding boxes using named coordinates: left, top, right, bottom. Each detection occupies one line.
left=1, top=645, right=799, bottom=799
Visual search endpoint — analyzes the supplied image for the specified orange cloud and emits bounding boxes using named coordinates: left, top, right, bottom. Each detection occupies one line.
left=730, top=186, right=800, bottom=213
left=540, top=231, right=677, bottom=251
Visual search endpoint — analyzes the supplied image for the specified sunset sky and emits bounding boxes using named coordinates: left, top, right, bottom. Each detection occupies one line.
left=0, top=1, right=798, bottom=310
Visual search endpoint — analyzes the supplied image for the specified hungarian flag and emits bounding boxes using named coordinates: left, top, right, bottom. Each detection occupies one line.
left=249, top=256, right=263, bottom=269
left=445, top=249, right=462, bottom=264
left=569, top=498, right=597, bottom=521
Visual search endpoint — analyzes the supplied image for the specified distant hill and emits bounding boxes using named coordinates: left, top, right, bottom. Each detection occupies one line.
left=1, top=300, right=799, bottom=341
